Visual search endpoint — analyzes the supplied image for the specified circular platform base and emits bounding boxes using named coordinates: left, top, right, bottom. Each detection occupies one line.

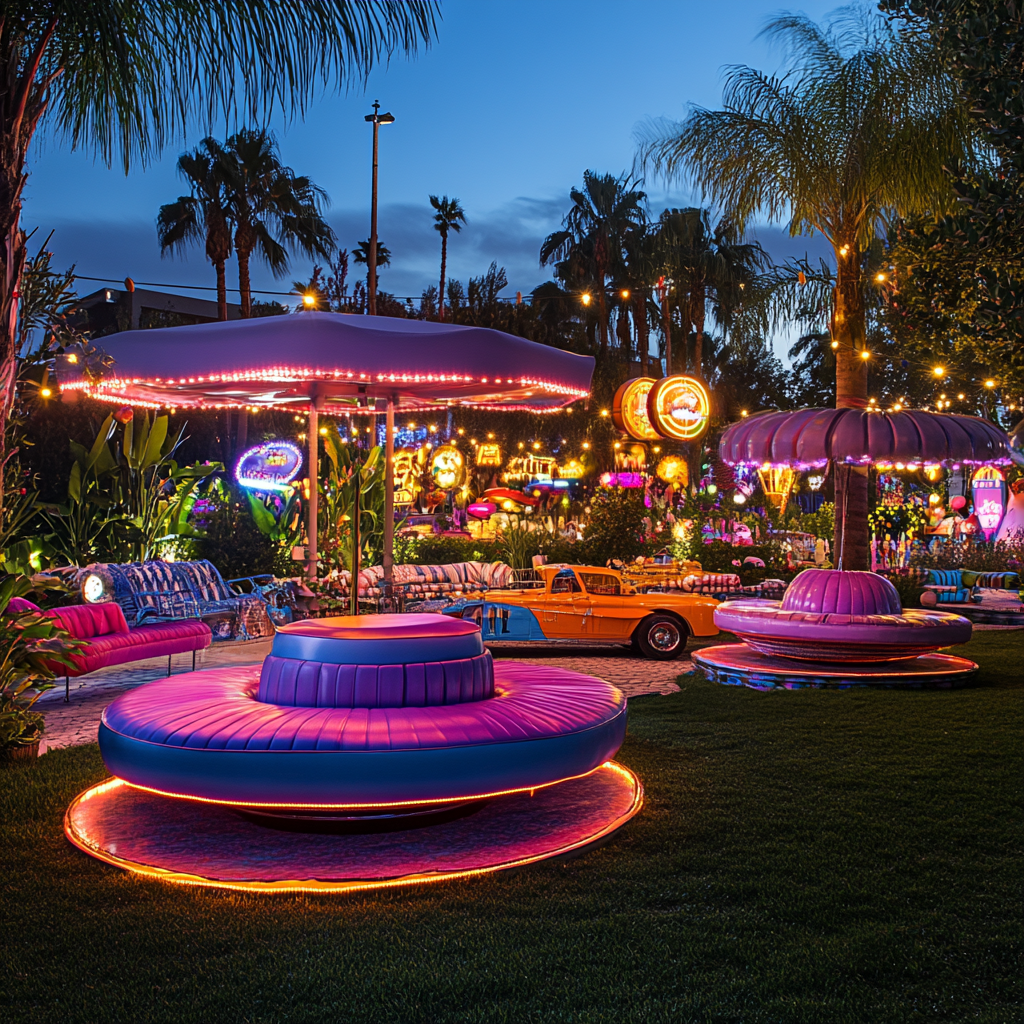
left=64, top=762, right=642, bottom=894
left=692, top=644, right=978, bottom=690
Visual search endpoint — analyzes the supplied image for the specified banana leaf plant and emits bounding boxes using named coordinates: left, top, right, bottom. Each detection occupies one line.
left=319, top=427, right=387, bottom=574
left=42, top=411, right=222, bottom=566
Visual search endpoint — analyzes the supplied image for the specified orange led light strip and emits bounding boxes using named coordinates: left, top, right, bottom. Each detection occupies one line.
left=64, top=764, right=643, bottom=895
left=112, top=762, right=611, bottom=810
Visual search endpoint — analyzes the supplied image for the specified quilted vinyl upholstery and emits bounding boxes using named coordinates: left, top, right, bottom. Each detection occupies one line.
left=57, top=618, right=211, bottom=676
left=257, top=650, right=495, bottom=708
left=49, top=602, right=129, bottom=639
left=102, top=663, right=622, bottom=752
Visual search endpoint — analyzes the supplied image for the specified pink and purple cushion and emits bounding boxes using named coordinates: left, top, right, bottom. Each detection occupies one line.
left=98, top=662, right=627, bottom=805
left=715, top=569, right=972, bottom=662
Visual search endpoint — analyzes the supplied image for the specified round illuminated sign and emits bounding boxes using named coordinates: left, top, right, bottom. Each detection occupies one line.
left=429, top=445, right=465, bottom=490
left=655, top=454, right=688, bottom=486
left=234, top=441, right=303, bottom=493
left=612, top=377, right=659, bottom=441
left=647, top=375, right=711, bottom=442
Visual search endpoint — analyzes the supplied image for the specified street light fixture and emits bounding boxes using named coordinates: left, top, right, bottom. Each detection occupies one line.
left=364, top=101, right=395, bottom=317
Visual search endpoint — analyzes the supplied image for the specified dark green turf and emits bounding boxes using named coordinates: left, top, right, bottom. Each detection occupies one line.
left=1, top=632, right=1022, bottom=1023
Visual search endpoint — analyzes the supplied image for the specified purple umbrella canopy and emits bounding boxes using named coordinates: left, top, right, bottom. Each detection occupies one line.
left=719, top=408, right=1013, bottom=469
left=55, top=312, right=594, bottom=412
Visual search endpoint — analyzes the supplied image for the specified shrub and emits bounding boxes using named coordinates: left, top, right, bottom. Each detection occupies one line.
left=910, top=533, right=1024, bottom=574
left=0, top=575, right=82, bottom=750
left=193, top=492, right=277, bottom=579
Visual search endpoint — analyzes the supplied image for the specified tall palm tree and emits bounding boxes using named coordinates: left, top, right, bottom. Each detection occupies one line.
left=219, top=128, right=336, bottom=318
left=429, top=195, right=466, bottom=321
left=157, top=139, right=233, bottom=321
left=637, top=9, right=974, bottom=568
left=618, top=225, right=661, bottom=376
left=657, top=209, right=770, bottom=376
left=541, top=172, right=647, bottom=354
left=353, top=239, right=392, bottom=284
left=0, top=2, right=438, bottom=504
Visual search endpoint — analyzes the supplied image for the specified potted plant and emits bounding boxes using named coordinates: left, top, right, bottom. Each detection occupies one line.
left=0, top=575, right=81, bottom=762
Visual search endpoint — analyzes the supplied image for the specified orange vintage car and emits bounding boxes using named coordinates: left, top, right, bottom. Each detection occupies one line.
left=445, top=564, right=719, bottom=660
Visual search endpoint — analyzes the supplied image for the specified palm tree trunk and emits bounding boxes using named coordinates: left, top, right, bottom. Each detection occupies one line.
left=438, top=233, right=447, bottom=322
left=635, top=294, right=649, bottom=376
left=832, top=245, right=869, bottom=570
left=0, top=219, right=25, bottom=524
left=661, top=292, right=671, bottom=376
left=215, top=259, right=228, bottom=321
left=238, top=250, right=252, bottom=319
left=693, top=279, right=705, bottom=378
left=597, top=290, right=609, bottom=354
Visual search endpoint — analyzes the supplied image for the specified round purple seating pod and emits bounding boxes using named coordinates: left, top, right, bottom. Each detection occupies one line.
left=714, top=569, right=972, bottom=663
left=98, top=664, right=628, bottom=806
left=270, top=613, right=484, bottom=665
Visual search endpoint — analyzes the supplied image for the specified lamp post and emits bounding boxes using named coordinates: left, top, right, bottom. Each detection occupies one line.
left=364, top=101, right=395, bottom=316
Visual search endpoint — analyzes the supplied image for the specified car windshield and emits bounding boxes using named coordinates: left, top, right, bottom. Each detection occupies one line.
left=579, top=572, right=621, bottom=596
left=550, top=571, right=581, bottom=594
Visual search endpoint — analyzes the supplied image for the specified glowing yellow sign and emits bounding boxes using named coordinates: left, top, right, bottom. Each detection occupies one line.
left=476, top=443, right=502, bottom=467
left=612, top=377, right=659, bottom=441
left=504, top=454, right=556, bottom=482
left=392, top=447, right=422, bottom=506
left=656, top=454, right=688, bottom=487
left=647, top=375, right=711, bottom=442
left=429, top=445, right=465, bottom=490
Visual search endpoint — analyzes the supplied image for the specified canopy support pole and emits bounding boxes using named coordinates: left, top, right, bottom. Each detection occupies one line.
left=383, top=396, right=395, bottom=584
left=306, top=393, right=323, bottom=581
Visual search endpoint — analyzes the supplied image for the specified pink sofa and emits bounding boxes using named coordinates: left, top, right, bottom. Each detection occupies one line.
left=40, top=602, right=211, bottom=702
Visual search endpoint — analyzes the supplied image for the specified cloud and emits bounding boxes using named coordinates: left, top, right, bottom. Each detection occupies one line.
left=28, top=194, right=570, bottom=305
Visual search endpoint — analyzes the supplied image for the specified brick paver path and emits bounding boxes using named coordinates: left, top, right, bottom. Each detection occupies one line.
left=37, top=638, right=689, bottom=752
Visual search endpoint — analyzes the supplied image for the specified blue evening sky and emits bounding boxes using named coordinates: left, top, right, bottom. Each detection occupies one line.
left=24, top=0, right=838, bottom=348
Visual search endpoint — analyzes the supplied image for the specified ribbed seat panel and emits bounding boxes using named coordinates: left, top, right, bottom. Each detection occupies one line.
left=102, top=663, right=622, bottom=752
left=256, top=651, right=494, bottom=707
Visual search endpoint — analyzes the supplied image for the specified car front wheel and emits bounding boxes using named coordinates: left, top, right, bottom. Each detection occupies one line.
left=633, top=614, right=688, bottom=660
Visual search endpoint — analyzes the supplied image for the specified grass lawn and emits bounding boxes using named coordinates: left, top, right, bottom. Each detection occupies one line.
left=2, top=631, right=1022, bottom=1023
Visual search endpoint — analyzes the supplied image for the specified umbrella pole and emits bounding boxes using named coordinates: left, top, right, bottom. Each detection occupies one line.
left=307, top=401, right=319, bottom=581
left=383, top=396, right=395, bottom=584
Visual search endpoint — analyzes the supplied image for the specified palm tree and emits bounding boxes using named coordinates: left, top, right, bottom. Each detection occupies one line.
left=541, top=172, right=647, bottom=354
left=637, top=9, right=974, bottom=568
left=429, top=196, right=467, bottom=321
left=618, top=225, right=661, bottom=376
left=157, top=139, right=233, bottom=321
left=0, top=3, right=437, bottom=500
left=219, top=128, right=336, bottom=318
left=353, top=239, right=392, bottom=284
left=657, top=209, right=770, bottom=377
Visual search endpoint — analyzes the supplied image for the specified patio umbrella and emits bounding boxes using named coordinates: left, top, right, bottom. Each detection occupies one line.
left=719, top=408, right=1013, bottom=469
left=57, top=313, right=594, bottom=582
left=718, top=408, right=1013, bottom=568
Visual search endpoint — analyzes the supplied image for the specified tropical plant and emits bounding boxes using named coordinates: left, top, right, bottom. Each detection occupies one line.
left=429, top=195, right=467, bottom=321
left=42, top=411, right=221, bottom=566
left=353, top=239, right=392, bottom=282
left=319, top=428, right=390, bottom=573
left=637, top=7, right=975, bottom=568
left=218, top=128, right=336, bottom=318
left=158, top=139, right=234, bottom=321
left=0, top=2, right=438, bottom=524
left=0, top=574, right=81, bottom=750
left=541, top=172, right=648, bottom=353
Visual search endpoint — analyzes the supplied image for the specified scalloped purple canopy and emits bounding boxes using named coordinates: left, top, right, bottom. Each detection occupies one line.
left=719, top=408, right=1012, bottom=469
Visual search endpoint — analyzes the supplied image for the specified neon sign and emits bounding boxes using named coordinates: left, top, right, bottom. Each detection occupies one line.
left=647, top=375, right=711, bottom=442
left=475, top=443, right=502, bottom=466
left=234, top=441, right=303, bottom=494
left=971, top=466, right=1006, bottom=540
left=429, top=445, right=465, bottom=490
left=612, top=377, right=659, bottom=441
